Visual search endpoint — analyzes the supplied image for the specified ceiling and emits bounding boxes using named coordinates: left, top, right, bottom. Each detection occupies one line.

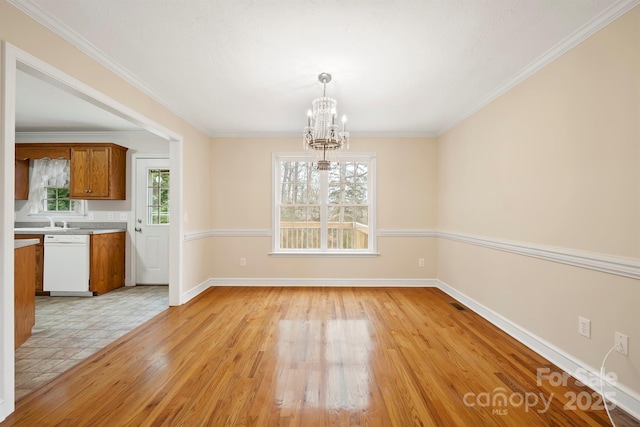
left=11, top=0, right=639, bottom=137
left=16, top=69, right=143, bottom=132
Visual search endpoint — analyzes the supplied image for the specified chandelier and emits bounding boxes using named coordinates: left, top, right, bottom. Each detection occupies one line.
left=303, top=73, right=350, bottom=170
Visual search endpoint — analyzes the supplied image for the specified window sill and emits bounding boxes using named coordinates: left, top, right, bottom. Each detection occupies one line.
left=269, top=251, right=380, bottom=258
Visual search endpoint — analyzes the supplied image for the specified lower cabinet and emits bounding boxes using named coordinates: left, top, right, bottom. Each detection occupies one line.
left=15, top=244, right=36, bottom=348
left=90, top=232, right=126, bottom=295
left=14, top=235, right=45, bottom=295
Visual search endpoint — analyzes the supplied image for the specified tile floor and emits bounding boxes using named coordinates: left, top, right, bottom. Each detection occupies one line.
left=15, top=285, right=168, bottom=400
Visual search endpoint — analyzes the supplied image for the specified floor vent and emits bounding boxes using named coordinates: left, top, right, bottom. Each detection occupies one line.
left=450, top=302, right=466, bottom=311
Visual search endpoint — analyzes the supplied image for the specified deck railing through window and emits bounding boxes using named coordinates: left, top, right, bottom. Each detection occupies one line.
left=280, top=222, right=369, bottom=250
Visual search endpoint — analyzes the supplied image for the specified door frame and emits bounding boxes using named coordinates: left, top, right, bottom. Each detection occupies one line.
left=1, top=42, right=184, bottom=418
left=131, top=154, right=170, bottom=286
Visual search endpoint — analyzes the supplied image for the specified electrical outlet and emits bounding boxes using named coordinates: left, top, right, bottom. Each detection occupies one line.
left=119, top=212, right=127, bottom=220
left=615, top=332, right=629, bottom=356
left=108, top=212, right=114, bottom=220
left=240, top=258, right=246, bottom=267
left=418, top=258, right=425, bottom=267
left=578, top=317, right=591, bottom=338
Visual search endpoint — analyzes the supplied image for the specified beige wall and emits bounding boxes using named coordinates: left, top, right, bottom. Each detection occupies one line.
left=0, top=1, right=213, bottom=293
left=209, top=137, right=438, bottom=278
left=438, top=6, right=640, bottom=394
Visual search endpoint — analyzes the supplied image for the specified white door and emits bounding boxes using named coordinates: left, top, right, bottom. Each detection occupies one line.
left=135, top=158, right=170, bottom=284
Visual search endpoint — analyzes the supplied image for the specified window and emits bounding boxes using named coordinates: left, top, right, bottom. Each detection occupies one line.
left=273, top=153, right=376, bottom=254
left=43, top=187, right=71, bottom=212
left=27, top=158, right=84, bottom=215
left=147, top=169, right=170, bottom=224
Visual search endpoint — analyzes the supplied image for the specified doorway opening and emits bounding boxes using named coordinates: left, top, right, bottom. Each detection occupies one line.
left=2, top=41, right=184, bottom=416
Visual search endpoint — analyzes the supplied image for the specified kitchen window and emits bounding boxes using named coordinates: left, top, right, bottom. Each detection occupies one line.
left=26, top=158, right=84, bottom=215
left=272, top=153, right=376, bottom=255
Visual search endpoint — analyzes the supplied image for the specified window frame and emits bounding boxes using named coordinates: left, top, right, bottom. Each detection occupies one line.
left=272, top=152, right=377, bottom=256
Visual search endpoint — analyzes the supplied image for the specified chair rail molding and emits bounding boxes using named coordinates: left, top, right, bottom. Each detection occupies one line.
left=438, top=230, right=640, bottom=280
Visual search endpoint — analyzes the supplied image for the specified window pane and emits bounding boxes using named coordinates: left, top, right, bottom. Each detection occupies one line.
left=326, top=206, right=369, bottom=249
left=147, top=169, right=170, bottom=225
left=328, top=162, right=368, bottom=204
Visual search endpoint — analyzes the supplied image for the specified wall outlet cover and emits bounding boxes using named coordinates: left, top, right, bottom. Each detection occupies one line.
left=615, top=332, right=629, bottom=356
left=578, top=317, right=591, bottom=339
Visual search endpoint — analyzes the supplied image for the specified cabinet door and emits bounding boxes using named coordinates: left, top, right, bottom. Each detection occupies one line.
left=90, top=232, right=125, bottom=295
left=14, top=235, right=44, bottom=295
left=88, top=147, right=110, bottom=197
left=70, top=147, right=90, bottom=198
left=15, top=159, right=29, bottom=200
left=15, top=245, right=36, bottom=349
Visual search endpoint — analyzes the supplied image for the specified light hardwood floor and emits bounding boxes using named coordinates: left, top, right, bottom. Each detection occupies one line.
left=2, top=287, right=638, bottom=426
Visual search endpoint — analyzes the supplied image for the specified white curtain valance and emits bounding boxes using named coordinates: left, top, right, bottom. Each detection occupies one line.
left=26, top=158, right=70, bottom=214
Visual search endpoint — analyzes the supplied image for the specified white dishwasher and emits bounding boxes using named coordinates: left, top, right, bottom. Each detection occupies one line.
left=43, top=234, right=92, bottom=297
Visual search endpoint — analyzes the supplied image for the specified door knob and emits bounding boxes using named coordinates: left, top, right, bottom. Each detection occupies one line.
left=135, top=227, right=142, bottom=233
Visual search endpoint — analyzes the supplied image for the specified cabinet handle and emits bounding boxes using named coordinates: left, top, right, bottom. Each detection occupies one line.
left=85, top=189, right=89, bottom=193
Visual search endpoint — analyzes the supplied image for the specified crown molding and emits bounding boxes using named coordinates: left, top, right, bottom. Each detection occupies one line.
left=8, top=0, right=211, bottom=137
left=15, top=130, right=159, bottom=141
left=436, top=0, right=640, bottom=136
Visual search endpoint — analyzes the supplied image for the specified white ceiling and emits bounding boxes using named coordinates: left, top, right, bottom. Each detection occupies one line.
left=11, top=0, right=639, bottom=137
left=16, top=69, right=142, bottom=132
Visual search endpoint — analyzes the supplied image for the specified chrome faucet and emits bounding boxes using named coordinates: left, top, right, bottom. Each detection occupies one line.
left=61, top=219, right=68, bottom=229
left=46, top=216, right=56, bottom=228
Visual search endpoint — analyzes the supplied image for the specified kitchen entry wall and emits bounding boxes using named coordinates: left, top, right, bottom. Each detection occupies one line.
left=14, top=132, right=170, bottom=285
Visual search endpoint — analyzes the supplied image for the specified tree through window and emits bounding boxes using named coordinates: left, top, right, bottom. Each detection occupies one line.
left=274, top=154, right=375, bottom=253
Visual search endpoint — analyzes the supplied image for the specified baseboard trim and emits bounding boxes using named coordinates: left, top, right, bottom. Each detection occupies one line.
left=209, top=278, right=439, bottom=287
left=181, top=278, right=214, bottom=304
left=436, top=279, right=640, bottom=420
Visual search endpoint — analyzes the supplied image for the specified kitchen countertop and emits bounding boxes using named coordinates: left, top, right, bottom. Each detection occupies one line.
left=14, top=221, right=127, bottom=236
left=14, top=228, right=126, bottom=235
left=14, top=239, right=39, bottom=249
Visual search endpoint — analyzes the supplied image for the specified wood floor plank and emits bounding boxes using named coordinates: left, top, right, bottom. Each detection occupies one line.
left=2, top=287, right=638, bottom=426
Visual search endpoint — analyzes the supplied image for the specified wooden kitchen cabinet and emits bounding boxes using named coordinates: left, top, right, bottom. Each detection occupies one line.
left=90, top=232, right=126, bottom=295
left=14, top=234, right=45, bottom=295
left=15, top=158, right=29, bottom=200
left=70, top=144, right=127, bottom=200
left=15, top=243, right=36, bottom=348
left=15, top=142, right=127, bottom=200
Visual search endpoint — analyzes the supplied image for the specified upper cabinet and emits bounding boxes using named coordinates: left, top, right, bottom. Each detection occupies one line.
left=15, top=143, right=128, bottom=201
left=69, top=144, right=127, bottom=199
left=15, top=159, right=29, bottom=200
